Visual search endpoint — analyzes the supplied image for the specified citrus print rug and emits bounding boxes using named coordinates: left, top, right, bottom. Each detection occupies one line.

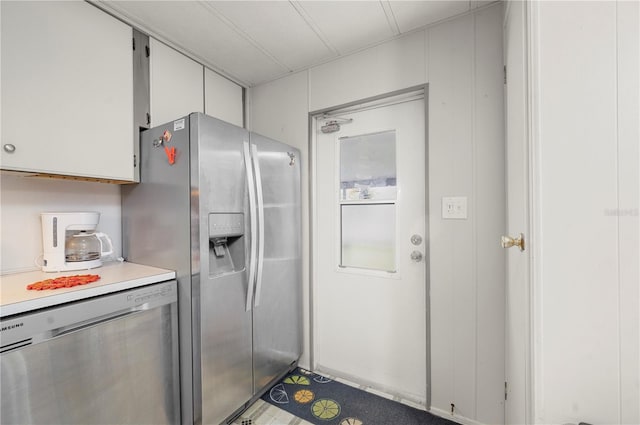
left=261, top=368, right=457, bottom=425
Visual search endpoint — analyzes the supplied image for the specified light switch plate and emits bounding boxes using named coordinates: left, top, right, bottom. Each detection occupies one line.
left=442, top=196, right=468, bottom=219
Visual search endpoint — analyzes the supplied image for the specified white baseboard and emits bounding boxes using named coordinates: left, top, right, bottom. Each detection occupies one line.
left=429, top=407, right=488, bottom=425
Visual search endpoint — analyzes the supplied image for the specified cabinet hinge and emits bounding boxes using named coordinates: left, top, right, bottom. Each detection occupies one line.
left=133, top=154, right=137, bottom=168
left=503, top=65, right=507, bottom=84
left=146, top=113, right=151, bottom=126
left=132, top=37, right=136, bottom=51
left=504, top=381, right=508, bottom=400
left=145, top=45, right=150, bottom=58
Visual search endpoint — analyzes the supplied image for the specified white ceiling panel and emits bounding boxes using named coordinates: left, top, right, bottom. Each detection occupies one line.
left=208, top=1, right=336, bottom=71
left=388, top=1, right=471, bottom=33
left=105, top=1, right=286, bottom=85
left=294, top=1, right=396, bottom=55
left=96, top=0, right=493, bottom=87
left=472, top=1, right=497, bottom=9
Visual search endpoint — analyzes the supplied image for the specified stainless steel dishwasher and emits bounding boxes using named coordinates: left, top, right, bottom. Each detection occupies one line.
left=0, top=280, right=179, bottom=424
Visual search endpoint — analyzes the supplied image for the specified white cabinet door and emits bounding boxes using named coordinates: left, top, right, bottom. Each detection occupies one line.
left=150, top=39, right=203, bottom=126
left=204, top=68, right=243, bottom=128
left=1, top=1, right=134, bottom=181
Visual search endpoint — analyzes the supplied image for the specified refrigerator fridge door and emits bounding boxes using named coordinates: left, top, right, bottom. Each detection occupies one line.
left=249, top=133, right=303, bottom=392
left=193, top=114, right=254, bottom=425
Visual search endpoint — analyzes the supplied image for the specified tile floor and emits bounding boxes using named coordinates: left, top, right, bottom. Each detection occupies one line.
left=232, top=399, right=314, bottom=425
left=232, top=371, right=427, bottom=425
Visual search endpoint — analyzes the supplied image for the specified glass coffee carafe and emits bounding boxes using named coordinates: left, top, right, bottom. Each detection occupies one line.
left=65, top=231, right=113, bottom=262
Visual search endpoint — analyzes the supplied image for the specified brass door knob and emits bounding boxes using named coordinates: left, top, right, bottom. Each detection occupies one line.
left=501, top=233, right=525, bottom=251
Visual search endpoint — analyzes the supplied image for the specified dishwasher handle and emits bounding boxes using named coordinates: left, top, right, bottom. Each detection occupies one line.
left=49, top=305, right=145, bottom=339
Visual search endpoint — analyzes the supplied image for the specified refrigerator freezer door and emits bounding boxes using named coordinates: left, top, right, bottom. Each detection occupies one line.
left=250, top=133, right=303, bottom=392
left=122, top=116, right=195, bottom=424
left=193, top=114, right=254, bottom=425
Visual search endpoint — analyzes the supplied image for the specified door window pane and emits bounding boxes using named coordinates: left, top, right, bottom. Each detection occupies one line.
left=340, top=131, right=396, bottom=201
left=341, top=204, right=396, bottom=271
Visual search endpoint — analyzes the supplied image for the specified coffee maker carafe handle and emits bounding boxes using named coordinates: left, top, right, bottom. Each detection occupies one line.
left=95, top=232, right=114, bottom=257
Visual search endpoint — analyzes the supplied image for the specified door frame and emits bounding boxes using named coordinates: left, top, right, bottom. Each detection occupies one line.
left=526, top=1, right=541, bottom=422
left=503, top=0, right=537, bottom=423
left=308, top=84, right=431, bottom=407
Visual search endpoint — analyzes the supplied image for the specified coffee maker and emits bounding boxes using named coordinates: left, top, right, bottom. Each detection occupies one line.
left=41, top=212, right=113, bottom=272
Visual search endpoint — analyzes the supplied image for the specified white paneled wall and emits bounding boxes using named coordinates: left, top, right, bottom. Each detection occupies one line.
left=617, top=2, right=640, bottom=423
left=249, top=4, right=505, bottom=424
left=531, top=1, right=640, bottom=424
left=428, top=12, right=477, bottom=420
left=308, top=30, right=426, bottom=111
left=428, top=6, right=505, bottom=424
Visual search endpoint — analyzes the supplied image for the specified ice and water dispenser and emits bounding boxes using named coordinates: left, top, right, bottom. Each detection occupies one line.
left=208, top=213, right=245, bottom=276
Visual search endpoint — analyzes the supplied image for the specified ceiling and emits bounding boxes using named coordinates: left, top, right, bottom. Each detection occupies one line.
left=96, top=1, right=495, bottom=88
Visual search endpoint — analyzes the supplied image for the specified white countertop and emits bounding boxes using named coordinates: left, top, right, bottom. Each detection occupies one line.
left=0, top=261, right=175, bottom=317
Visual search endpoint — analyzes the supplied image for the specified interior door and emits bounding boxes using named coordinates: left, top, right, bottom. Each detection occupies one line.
left=313, top=95, right=427, bottom=403
left=504, top=2, right=532, bottom=423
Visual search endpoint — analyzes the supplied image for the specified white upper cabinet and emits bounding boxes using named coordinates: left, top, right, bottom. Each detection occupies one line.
left=149, top=39, right=204, bottom=126
left=205, top=68, right=244, bottom=128
left=1, top=1, right=134, bottom=182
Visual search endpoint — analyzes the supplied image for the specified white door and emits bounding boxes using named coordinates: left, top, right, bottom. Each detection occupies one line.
left=504, top=1, right=532, bottom=423
left=312, top=95, right=427, bottom=404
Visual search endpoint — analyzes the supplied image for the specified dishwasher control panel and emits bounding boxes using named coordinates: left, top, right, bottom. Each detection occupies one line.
left=0, top=280, right=177, bottom=351
left=126, top=282, right=175, bottom=305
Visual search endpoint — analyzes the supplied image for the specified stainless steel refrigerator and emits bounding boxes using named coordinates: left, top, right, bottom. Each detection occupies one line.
left=122, top=113, right=302, bottom=425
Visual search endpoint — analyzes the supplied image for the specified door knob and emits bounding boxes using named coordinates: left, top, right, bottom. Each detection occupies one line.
left=410, top=250, right=423, bottom=262
left=501, top=233, right=525, bottom=251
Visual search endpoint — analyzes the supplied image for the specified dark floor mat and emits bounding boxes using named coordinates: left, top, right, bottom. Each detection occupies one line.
left=261, top=368, right=457, bottom=425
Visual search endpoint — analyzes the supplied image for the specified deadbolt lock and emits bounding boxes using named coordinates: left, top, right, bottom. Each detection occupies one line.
left=410, top=250, right=423, bottom=262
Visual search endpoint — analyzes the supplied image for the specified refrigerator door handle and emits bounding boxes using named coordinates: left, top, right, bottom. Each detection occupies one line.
left=243, top=141, right=258, bottom=312
left=251, top=144, right=265, bottom=307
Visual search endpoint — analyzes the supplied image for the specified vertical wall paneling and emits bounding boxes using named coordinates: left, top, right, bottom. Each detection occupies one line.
left=308, top=31, right=426, bottom=112
left=247, top=71, right=311, bottom=368
left=149, top=38, right=204, bottom=126
left=428, top=12, right=477, bottom=420
left=616, top=1, right=640, bottom=424
left=540, top=2, right=618, bottom=422
left=204, top=68, right=244, bottom=128
left=533, top=1, right=629, bottom=423
left=425, top=4, right=505, bottom=422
